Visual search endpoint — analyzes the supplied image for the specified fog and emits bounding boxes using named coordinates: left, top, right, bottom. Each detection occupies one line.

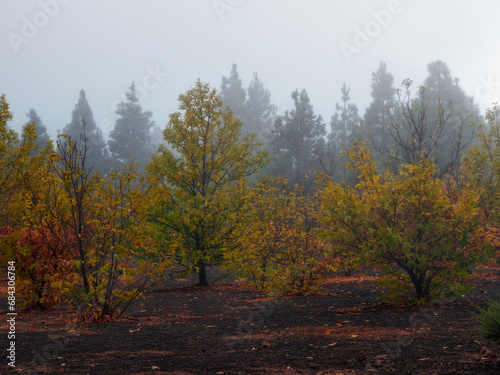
left=1, top=0, right=500, bottom=139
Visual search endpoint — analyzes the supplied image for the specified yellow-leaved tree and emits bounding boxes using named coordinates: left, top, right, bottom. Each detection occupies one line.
left=147, top=80, right=267, bottom=286
left=321, top=143, right=492, bottom=304
left=225, top=177, right=333, bottom=295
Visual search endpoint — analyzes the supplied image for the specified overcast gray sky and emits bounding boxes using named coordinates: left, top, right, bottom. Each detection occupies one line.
left=2, top=0, right=500, bottom=139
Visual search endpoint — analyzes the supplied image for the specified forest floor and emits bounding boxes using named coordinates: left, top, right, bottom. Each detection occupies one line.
left=1, top=269, right=500, bottom=375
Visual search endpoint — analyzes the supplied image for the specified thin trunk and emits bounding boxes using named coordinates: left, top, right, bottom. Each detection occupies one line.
left=198, top=260, right=209, bottom=286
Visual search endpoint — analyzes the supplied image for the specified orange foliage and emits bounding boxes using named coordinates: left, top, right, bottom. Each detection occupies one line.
left=0, top=225, right=75, bottom=310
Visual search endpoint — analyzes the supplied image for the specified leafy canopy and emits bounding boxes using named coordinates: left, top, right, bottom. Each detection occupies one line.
left=147, top=80, right=267, bottom=286
left=321, top=143, right=490, bottom=303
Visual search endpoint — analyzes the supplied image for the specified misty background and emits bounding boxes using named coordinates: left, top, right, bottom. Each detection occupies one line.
left=1, top=0, right=500, bottom=141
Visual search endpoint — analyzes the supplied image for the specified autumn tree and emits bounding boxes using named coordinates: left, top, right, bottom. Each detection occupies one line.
left=321, top=143, right=490, bottom=304
left=147, top=80, right=267, bottom=286
left=225, top=177, right=332, bottom=295
left=462, top=104, right=500, bottom=260
left=4, top=117, right=167, bottom=318
left=0, top=95, right=39, bottom=227
left=0, top=225, right=74, bottom=310
left=0, top=97, right=74, bottom=309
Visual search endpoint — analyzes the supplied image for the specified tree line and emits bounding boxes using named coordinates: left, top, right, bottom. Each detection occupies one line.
left=1, top=60, right=499, bottom=321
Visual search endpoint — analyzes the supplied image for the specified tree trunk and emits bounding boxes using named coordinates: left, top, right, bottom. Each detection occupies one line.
left=80, top=260, right=90, bottom=294
left=198, top=260, right=209, bottom=286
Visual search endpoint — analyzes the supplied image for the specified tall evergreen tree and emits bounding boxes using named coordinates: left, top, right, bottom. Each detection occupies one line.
left=220, top=64, right=247, bottom=123
left=267, top=89, right=326, bottom=187
left=108, top=82, right=155, bottom=168
left=244, top=73, right=277, bottom=141
left=330, top=83, right=361, bottom=148
left=364, top=61, right=395, bottom=152
left=149, top=125, right=164, bottom=153
left=25, top=109, right=51, bottom=150
left=322, top=83, right=361, bottom=180
left=63, top=90, right=110, bottom=175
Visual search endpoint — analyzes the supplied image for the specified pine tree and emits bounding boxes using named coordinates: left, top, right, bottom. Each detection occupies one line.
left=267, top=89, right=326, bottom=187
left=330, top=83, right=361, bottom=149
left=245, top=73, right=277, bottom=141
left=364, top=61, right=395, bottom=152
left=63, top=90, right=110, bottom=175
left=322, top=83, right=361, bottom=180
left=108, top=82, right=155, bottom=168
left=221, top=64, right=247, bottom=123
left=25, top=109, right=51, bottom=150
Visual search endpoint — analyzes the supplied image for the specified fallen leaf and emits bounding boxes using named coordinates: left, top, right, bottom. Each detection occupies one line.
left=129, top=328, right=141, bottom=333
left=328, top=342, right=338, bottom=346
left=418, top=357, right=431, bottom=361
left=351, top=334, right=359, bottom=338
left=152, top=365, right=160, bottom=370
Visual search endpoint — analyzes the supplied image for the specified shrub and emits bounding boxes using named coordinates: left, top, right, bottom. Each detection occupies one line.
left=226, top=178, right=334, bottom=295
left=0, top=226, right=74, bottom=310
left=474, top=297, right=500, bottom=344
left=321, top=143, right=491, bottom=304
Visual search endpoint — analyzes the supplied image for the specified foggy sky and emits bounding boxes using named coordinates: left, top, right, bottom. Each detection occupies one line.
left=1, top=0, right=500, bottom=140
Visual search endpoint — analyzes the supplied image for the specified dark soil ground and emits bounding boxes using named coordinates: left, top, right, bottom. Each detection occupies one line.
left=2, top=269, right=500, bottom=375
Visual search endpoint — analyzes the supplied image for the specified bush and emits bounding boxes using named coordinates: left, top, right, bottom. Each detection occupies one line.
left=225, top=178, right=334, bottom=295
left=321, top=144, right=491, bottom=304
left=474, top=297, right=500, bottom=344
left=0, top=226, right=74, bottom=310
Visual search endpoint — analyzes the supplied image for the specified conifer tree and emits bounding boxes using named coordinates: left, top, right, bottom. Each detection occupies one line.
left=25, top=109, right=51, bottom=150
left=330, top=83, right=361, bottom=149
left=364, top=61, right=395, bottom=152
left=322, top=83, right=361, bottom=180
left=267, top=89, right=326, bottom=187
left=108, top=82, right=155, bottom=168
left=220, top=64, right=247, bottom=123
left=63, top=89, right=110, bottom=175
left=245, top=73, right=277, bottom=141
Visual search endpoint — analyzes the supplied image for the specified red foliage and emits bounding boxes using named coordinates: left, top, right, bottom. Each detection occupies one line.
left=0, top=225, right=74, bottom=310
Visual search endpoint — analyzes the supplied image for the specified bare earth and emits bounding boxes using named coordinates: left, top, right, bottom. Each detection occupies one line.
left=1, top=270, right=500, bottom=375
